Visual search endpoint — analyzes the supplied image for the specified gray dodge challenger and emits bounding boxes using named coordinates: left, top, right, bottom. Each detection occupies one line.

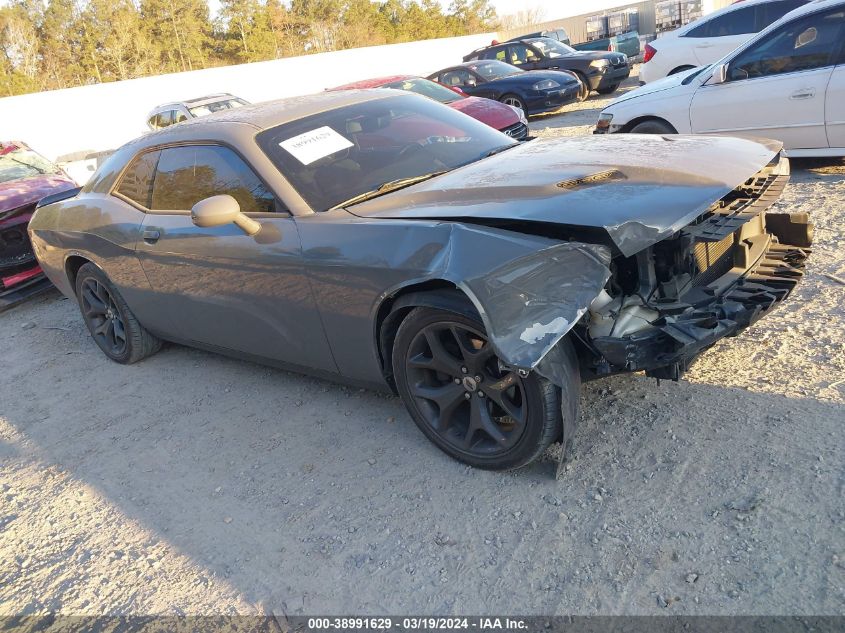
left=29, top=90, right=812, bottom=471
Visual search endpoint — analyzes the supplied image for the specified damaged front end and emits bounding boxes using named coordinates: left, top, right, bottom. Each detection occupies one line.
left=576, top=155, right=812, bottom=380
left=0, top=202, right=52, bottom=311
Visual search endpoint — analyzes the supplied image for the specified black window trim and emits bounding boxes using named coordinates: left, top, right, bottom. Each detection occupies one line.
left=720, top=6, right=845, bottom=84
left=110, top=140, right=289, bottom=217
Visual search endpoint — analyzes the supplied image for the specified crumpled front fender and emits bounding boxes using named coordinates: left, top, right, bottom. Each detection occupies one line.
left=426, top=223, right=611, bottom=373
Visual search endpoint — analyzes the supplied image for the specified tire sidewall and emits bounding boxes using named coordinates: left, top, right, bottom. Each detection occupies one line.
left=392, top=307, right=557, bottom=471
left=75, top=264, right=135, bottom=364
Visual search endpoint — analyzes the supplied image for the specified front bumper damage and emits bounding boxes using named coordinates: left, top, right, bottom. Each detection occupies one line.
left=580, top=155, right=812, bottom=380
left=0, top=205, right=51, bottom=312
left=590, top=216, right=810, bottom=379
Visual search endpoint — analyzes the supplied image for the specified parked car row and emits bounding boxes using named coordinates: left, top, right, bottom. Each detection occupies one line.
left=597, top=0, right=845, bottom=158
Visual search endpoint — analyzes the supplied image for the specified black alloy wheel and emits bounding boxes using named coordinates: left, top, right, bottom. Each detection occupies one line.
left=393, top=307, right=563, bottom=470
left=80, top=277, right=128, bottom=357
left=74, top=262, right=162, bottom=364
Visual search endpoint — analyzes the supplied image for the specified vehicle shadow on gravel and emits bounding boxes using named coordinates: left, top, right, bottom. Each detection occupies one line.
left=2, top=293, right=843, bottom=615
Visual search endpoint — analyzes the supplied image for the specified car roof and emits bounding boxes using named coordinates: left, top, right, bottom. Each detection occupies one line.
left=135, top=89, right=408, bottom=146
left=327, top=75, right=417, bottom=90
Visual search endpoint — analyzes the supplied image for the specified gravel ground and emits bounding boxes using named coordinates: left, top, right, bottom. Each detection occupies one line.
left=1, top=67, right=843, bottom=617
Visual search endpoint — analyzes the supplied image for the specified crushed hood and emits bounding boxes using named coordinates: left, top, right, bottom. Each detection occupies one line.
left=0, top=174, right=77, bottom=217
left=350, top=134, right=783, bottom=257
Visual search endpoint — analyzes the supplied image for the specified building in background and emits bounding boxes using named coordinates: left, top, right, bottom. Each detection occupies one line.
left=499, top=0, right=733, bottom=44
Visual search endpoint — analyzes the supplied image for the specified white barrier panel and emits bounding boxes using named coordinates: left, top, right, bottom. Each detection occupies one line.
left=0, top=32, right=496, bottom=164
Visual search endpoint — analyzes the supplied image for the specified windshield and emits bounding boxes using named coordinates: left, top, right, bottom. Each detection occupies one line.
left=0, top=146, right=62, bottom=183
left=468, top=60, right=523, bottom=80
left=383, top=77, right=463, bottom=104
left=256, top=94, right=515, bottom=212
left=188, top=97, right=248, bottom=117
left=525, top=37, right=577, bottom=58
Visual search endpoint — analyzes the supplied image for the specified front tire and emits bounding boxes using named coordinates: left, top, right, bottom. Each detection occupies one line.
left=573, top=72, right=591, bottom=102
left=500, top=93, right=527, bottom=113
left=597, top=83, right=620, bottom=95
left=75, top=263, right=162, bottom=364
left=392, top=306, right=565, bottom=470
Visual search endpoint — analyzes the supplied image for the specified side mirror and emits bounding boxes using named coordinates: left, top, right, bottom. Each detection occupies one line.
left=191, top=194, right=261, bottom=236
left=710, top=63, right=728, bottom=85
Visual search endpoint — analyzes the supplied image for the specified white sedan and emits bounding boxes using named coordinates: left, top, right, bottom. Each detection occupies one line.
left=596, top=0, right=845, bottom=158
left=640, top=0, right=809, bottom=84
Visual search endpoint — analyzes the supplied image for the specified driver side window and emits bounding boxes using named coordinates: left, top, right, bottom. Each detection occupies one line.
left=728, top=9, right=845, bottom=80
left=441, top=70, right=473, bottom=87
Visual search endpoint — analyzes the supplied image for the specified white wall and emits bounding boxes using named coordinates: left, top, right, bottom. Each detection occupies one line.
left=0, top=32, right=495, bottom=164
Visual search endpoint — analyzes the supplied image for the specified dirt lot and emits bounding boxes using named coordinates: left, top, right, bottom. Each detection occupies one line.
left=1, top=67, right=844, bottom=617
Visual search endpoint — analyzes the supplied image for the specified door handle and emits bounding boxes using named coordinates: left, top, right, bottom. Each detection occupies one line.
left=790, top=88, right=815, bottom=100
left=142, top=228, right=161, bottom=243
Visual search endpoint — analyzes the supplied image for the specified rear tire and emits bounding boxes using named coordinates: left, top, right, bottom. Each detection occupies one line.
left=392, top=306, right=576, bottom=471
left=668, top=65, right=696, bottom=76
left=75, top=263, right=161, bottom=364
left=629, top=119, right=676, bottom=134
left=573, top=72, right=591, bottom=102
left=597, top=83, right=620, bottom=95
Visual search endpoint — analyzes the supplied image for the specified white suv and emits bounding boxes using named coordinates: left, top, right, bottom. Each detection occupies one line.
left=640, top=0, right=809, bottom=83
left=595, top=0, right=845, bottom=157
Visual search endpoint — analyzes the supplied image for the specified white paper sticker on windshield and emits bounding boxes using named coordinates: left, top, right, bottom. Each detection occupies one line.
left=279, top=126, right=353, bottom=165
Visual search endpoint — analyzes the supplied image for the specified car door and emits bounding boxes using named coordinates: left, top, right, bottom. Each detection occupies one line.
left=130, top=143, right=337, bottom=372
left=506, top=43, right=542, bottom=70
left=690, top=7, right=844, bottom=150
left=826, top=53, right=845, bottom=148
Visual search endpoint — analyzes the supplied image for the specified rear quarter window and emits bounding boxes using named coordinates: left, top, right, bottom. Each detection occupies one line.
left=114, top=150, right=160, bottom=208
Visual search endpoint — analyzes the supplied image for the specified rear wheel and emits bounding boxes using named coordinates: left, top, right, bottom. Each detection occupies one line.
left=392, top=306, right=568, bottom=470
left=629, top=119, right=676, bottom=134
left=75, top=263, right=161, bottom=364
left=573, top=72, right=591, bottom=102
left=668, top=65, right=696, bottom=76
left=597, top=83, right=620, bottom=95
left=500, top=93, right=527, bottom=113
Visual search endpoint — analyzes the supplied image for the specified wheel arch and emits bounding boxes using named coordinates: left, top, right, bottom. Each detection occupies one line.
left=64, top=254, right=95, bottom=291
left=668, top=64, right=696, bottom=76
left=619, top=115, right=679, bottom=134
left=374, top=280, right=480, bottom=393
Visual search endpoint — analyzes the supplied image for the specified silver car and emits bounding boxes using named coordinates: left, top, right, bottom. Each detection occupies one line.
left=146, top=93, right=249, bottom=130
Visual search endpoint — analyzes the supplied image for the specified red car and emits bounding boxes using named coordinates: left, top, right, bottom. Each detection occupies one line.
left=1, top=142, right=78, bottom=310
left=328, top=75, right=530, bottom=140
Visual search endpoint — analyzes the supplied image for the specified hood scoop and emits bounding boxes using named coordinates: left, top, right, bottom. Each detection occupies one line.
left=557, top=169, right=626, bottom=190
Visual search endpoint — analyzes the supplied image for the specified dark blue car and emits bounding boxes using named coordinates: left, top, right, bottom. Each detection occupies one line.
left=427, top=60, right=581, bottom=116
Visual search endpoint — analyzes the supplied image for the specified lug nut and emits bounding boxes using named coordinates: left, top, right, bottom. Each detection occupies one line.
left=474, top=375, right=482, bottom=382
left=478, top=391, right=485, bottom=398
left=454, top=378, right=461, bottom=384
left=464, top=393, right=471, bottom=400
left=461, top=366, right=468, bottom=374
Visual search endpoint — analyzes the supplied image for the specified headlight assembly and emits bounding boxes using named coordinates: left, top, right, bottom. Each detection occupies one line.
left=532, top=79, right=561, bottom=91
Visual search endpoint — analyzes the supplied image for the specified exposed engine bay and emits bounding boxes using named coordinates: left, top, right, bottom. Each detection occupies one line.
left=578, top=155, right=812, bottom=380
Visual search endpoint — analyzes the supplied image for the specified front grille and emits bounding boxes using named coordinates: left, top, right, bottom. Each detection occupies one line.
left=0, top=224, right=35, bottom=268
left=502, top=121, right=528, bottom=140
left=693, top=233, right=734, bottom=287
left=685, top=158, right=789, bottom=242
